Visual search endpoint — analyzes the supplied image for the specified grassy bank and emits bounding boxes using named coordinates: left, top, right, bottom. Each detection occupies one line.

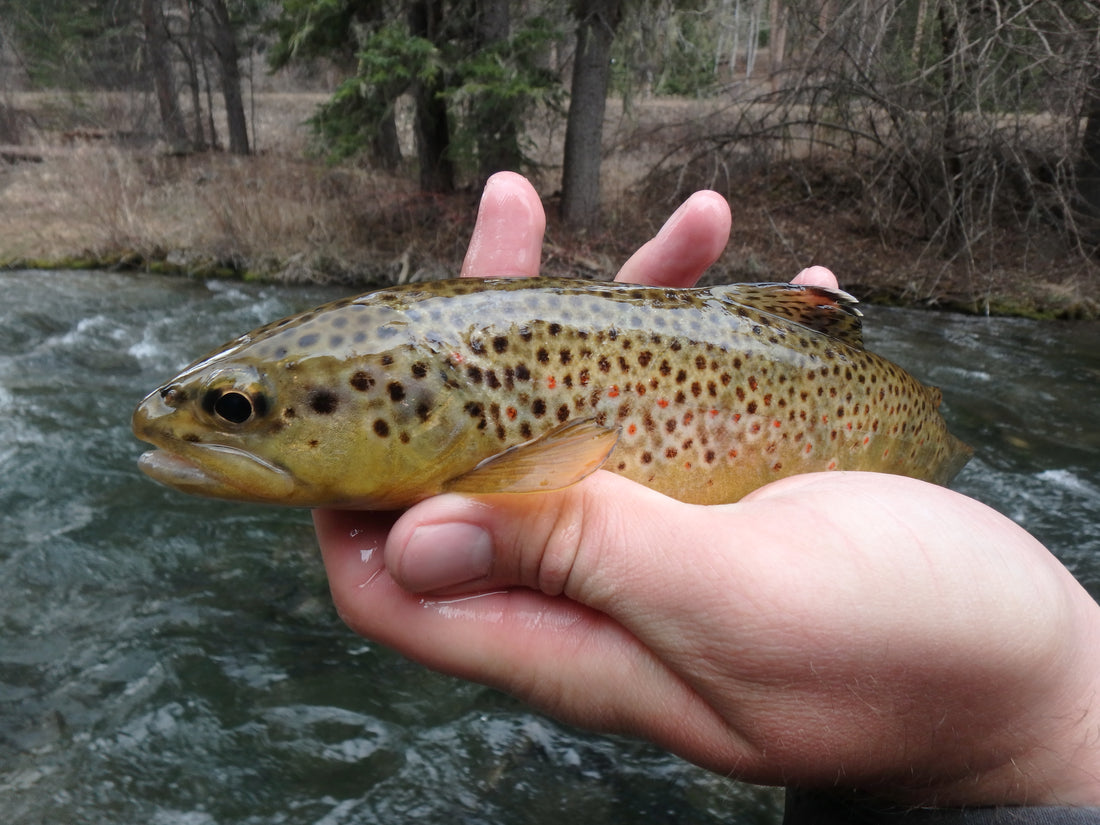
left=3, top=91, right=1099, bottom=318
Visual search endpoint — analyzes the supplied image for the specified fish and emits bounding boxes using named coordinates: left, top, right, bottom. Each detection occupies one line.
left=132, top=277, right=972, bottom=508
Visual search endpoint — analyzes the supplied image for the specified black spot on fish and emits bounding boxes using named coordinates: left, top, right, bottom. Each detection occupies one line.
left=400, top=432, right=411, bottom=444
left=598, top=356, right=611, bottom=373
left=350, top=371, right=374, bottom=391
left=537, top=347, right=550, bottom=364
left=470, top=338, right=485, bottom=355
left=416, top=402, right=431, bottom=422
left=284, top=407, right=296, bottom=418
left=388, top=382, right=406, bottom=402
left=486, top=371, right=501, bottom=389
left=557, top=404, right=570, bottom=422
left=465, top=401, right=484, bottom=418
left=638, top=351, right=653, bottom=368
left=532, top=398, right=546, bottom=417
left=381, top=355, right=394, bottom=366
left=309, top=390, right=339, bottom=415
left=411, top=362, right=428, bottom=379
left=373, top=419, right=390, bottom=437
left=515, top=364, right=530, bottom=381
left=549, top=322, right=562, bottom=336
left=467, top=366, right=483, bottom=384
left=520, top=421, right=532, bottom=439
left=493, top=336, right=509, bottom=353
left=560, top=349, right=573, bottom=365
left=641, top=451, right=653, bottom=464
left=183, top=433, right=201, bottom=443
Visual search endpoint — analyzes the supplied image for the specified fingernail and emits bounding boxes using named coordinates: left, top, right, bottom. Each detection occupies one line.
left=398, top=522, right=493, bottom=592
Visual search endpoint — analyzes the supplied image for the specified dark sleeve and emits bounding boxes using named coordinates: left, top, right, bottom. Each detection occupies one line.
left=782, top=789, right=1100, bottom=825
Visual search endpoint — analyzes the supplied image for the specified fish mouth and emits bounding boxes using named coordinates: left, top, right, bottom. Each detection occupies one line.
left=136, top=443, right=296, bottom=503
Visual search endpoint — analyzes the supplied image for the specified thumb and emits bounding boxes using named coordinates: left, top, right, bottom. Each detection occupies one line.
left=385, top=472, right=710, bottom=612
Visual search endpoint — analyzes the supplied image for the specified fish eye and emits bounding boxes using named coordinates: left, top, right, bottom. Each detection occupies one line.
left=213, top=391, right=254, bottom=424
left=203, top=388, right=267, bottom=425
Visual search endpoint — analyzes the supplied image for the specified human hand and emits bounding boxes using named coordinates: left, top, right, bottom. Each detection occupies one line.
left=313, top=173, right=1100, bottom=807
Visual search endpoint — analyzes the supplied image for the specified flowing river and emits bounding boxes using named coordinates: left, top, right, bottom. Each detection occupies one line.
left=2, top=269, right=1099, bottom=825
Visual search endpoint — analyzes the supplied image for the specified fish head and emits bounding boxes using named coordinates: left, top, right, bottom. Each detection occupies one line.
left=132, top=300, right=467, bottom=508
left=133, top=353, right=313, bottom=504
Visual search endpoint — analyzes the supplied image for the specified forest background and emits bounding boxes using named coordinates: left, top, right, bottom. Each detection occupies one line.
left=2, top=0, right=1100, bottom=318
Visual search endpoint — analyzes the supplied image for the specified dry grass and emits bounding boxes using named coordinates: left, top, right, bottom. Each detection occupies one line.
left=2, top=91, right=1099, bottom=317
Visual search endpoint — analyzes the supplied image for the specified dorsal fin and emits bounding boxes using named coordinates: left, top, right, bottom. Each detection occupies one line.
left=711, top=283, right=864, bottom=347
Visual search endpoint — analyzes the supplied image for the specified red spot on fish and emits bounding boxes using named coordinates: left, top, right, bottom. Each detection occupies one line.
left=847, top=422, right=854, bottom=430
left=657, top=398, right=669, bottom=408
left=728, top=449, right=739, bottom=458
left=821, top=414, right=828, bottom=423
left=547, top=376, right=557, bottom=389
left=804, top=443, right=813, bottom=454
left=628, top=423, right=637, bottom=435
left=608, top=385, right=620, bottom=398
left=827, top=459, right=838, bottom=470
left=733, top=413, right=742, bottom=422
left=684, top=461, right=692, bottom=469
left=709, top=409, right=719, bottom=417
left=883, top=448, right=890, bottom=457
left=863, top=435, right=870, bottom=444
left=506, top=407, right=517, bottom=420
left=772, top=420, right=781, bottom=428
left=451, top=352, right=464, bottom=363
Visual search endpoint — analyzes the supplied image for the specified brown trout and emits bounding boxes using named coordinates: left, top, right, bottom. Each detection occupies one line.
left=132, top=277, right=972, bottom=508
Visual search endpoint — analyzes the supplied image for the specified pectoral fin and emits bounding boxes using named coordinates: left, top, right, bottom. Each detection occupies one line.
left=446, top=418, right=619, bottom=494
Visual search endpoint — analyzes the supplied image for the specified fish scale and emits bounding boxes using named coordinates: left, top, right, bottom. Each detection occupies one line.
left=132, top=278, right=972, bottom=508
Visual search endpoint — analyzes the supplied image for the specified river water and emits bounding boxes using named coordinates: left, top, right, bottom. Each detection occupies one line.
left=1, top=270, right=1098, bottom=825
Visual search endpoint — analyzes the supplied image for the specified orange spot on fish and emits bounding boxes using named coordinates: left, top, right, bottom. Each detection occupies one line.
left=451, top=351, right=464, bottom=363
left=628, top=424, right=637, bottom=435
left=684, top=462, right=692, bottom=469
left=506, top=407, right=517, bottom=420
left=821, top=414, right=828, bottom=423
left=772, top=420, right=781, bottom=428
left=547, top=376, right=556, bottom=389
left=657, top=399, right=669, bottom=408
left=709, top=409, right=719, bottom=417
left=728, top=449, right=739, bottom=458
left=862, top=435, right=870, bottom=445
left=733, top=413, right=742, bottom=422
left=827, top=459, right=838, bottom=470
left=608, top=385, right=620, bottom=398
left=804, top=443, right=813, bottom=454
left=847, top=422, right=853, bottom=430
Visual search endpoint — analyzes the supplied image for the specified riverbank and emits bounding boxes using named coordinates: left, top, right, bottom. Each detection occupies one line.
left=3, top=92, right=1099, bottom=319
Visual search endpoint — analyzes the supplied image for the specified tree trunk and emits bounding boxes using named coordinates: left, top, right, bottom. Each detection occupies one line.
left=473, top=0, right=521, bottom=186
left=560, top=0, right=622, bottom=228
left=140, top=0, right=191, bottom=151
left=408, top=0, right=455, bottom=192
left=206, top=0, right=249, bottom=155
left=768, top=0, right=786, bottom=76
left=1075, top=69, right=1100, bottom=247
